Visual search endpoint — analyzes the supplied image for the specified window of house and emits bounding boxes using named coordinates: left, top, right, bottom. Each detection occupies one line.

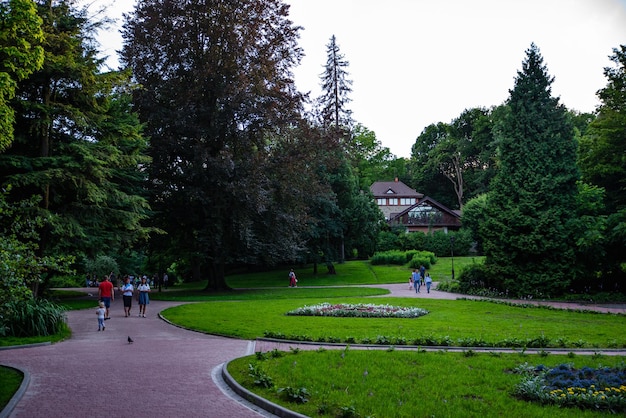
left=388, top=198, right=398, bottom=205
left=407, top=204, right=443, bottom=224
left=400, top=198, right=416, bottom=205
left=377, top=198, right=386, bottom=205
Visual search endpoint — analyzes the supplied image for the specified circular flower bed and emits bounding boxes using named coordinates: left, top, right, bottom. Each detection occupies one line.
left=286, top=302, right=429, bottom=318
left=514, top=363, right=626, bottom=412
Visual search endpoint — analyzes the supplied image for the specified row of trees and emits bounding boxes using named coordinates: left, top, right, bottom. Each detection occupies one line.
left=413, top=45, right=625, bottom=296
left=1, top=0, right=623, bottom=301
left=0, top=0, right=391, bottom=297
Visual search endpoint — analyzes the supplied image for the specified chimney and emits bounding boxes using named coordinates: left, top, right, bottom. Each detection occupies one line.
left=394, top=177, right=398, bottom=182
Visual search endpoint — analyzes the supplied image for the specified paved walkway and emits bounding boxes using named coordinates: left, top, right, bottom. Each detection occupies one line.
left=0, top=298, right=267, bottom=418
left=1, top=284, right=625, bottom=417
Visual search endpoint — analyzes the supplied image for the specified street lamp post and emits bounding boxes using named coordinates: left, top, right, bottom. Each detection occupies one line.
left=450, top=235, right=455, bottom=281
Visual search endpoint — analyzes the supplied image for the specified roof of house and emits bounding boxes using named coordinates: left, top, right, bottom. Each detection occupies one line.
left=370, top=180, right=424, bottom=198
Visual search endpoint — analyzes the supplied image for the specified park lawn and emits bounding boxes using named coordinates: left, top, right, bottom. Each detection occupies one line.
left=224, top=257, right=483, bottom=288
left=150, top=286, right=388, bottom=301
left=161, top=297, right=626, bottom=348
left=0, top=366, right=22, bottom=410
left=228, top=349, right=625, bottom=418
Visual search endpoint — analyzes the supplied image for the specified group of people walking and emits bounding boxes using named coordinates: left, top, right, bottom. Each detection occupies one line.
left=410, top=265, right=432, bottom=294
left=95, top=274, right=153, bottom=330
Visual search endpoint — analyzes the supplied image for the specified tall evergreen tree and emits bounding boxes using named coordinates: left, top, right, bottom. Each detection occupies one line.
left=481, top=44, right=579, bottom=297
left=317, top=35, right=353, bottom=131
left=122, top=0, right=305, bottom=289
left=0, top=0, right=151, bottom=283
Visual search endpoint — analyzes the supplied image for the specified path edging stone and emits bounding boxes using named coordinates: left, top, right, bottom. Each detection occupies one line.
left=222, top=360, right=307, bottom=418
left=0, top=364, right=30, bottom=418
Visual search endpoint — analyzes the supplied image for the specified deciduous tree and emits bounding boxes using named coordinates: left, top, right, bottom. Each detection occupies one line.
left=122, top=0, right=305, bottom=289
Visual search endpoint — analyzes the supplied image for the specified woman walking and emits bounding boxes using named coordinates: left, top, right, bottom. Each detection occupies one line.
left=137, top=276, right=151, bottom=317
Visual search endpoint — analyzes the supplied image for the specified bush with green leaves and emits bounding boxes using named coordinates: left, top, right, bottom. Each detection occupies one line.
left=2, top=298, right=67, bottom=337
left=369, top=250, right=406, bottom=265
left=408, top=250, right=437, bottom=269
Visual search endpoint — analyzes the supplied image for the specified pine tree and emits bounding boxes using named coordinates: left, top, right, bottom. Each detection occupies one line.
left=317, top=35, right=353, bottom=131
left=481, top=44, right=579, bottom=297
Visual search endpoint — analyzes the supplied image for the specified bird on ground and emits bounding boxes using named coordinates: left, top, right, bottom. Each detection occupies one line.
left=128, top=336, right=134, bottom=344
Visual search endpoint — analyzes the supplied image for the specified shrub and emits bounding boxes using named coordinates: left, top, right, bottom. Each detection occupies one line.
left=408, top=251, right=436, bottom=269
left=3, top=298, right=67, bottom=337
left=369, top=250, right=407, bottom=265
left=458, top=263, right=492, bottom=293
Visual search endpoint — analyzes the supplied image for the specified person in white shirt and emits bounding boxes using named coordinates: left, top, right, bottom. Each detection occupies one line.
left=137, top=276, right=151, bottom=317
left=121, top=276, right=134, bottom=317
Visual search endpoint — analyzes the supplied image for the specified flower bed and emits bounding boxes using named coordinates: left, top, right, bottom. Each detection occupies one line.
left=514, top=363, right=626, bottom=412
left=286, top=302, right=429, bottom=318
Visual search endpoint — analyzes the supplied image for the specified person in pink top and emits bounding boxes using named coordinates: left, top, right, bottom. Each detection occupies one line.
left=98, top=274, right=114, bottom=319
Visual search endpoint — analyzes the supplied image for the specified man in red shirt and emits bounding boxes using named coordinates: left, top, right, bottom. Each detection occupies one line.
left=98, top=275, right=114, bottom=319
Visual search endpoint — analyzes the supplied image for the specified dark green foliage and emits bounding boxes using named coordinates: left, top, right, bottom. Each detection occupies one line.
left=0, top=1, right=151, bottom=289
left=123, top=0, right=307, bottom=288
left=408, top=250, right=437, bottom=269
left=578, top=45, right=626, bottom=291
left=0, top=0, right=44, bottom=149
left=317, top=35, right=353, bottom=129
left=409, top=108, right=497, bottom=210
left=481, top=44, right=579, bottom=297
left=458, top=263, right=493, bottom=293
left=2, top=298, right=66, bottom=337
left=460, top=194, right=488, bottom=253
left=375, top=230, right=400, bottom=252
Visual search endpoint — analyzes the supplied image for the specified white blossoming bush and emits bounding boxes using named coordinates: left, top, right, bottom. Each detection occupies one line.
left=286, top=303, right=429, bottom=318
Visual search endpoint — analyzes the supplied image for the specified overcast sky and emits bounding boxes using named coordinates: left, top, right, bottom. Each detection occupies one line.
left=88, top=0, right=626, bottom=157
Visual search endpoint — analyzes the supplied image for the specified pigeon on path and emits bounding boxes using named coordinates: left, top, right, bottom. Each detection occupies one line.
left=127, top=336, right=134, bottom=344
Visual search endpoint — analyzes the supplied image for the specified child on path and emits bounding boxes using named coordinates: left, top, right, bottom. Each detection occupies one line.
left=96, top=301, right=106, bottom=331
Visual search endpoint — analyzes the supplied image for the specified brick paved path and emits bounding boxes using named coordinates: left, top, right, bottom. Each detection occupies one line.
left=0, top=297, right=267, bottom=418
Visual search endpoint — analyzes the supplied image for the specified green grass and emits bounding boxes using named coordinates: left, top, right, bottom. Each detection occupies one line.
left=151, top=286, right=388, bottom=301
left=0, top=366, right=22, bottom=411
left=0, top=324, right=71, bottom=347
left=161, top=297, right=626, bottom=348
left=228, top=350, right=625, bottom=418
left=223, top=257, right=483, bottom=288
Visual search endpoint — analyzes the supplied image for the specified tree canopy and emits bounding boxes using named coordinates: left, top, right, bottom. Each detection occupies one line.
left=0, top=0, right=44, bottom=150
left=0, top=0, right=152, bottom=290
left=122, top=0, right=311, bottom=289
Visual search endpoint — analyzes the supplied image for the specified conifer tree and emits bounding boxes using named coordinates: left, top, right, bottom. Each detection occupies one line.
left=481, top=44, right=579, bottom=297
left=0, top=0, right=151, bottom=280
left=317, top=35, right=353, bottom=131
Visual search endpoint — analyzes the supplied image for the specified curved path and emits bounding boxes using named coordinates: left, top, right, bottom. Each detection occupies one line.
left=0, top=298, right=266, bottom=418
left=1, top=284, right=625, bottom=417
